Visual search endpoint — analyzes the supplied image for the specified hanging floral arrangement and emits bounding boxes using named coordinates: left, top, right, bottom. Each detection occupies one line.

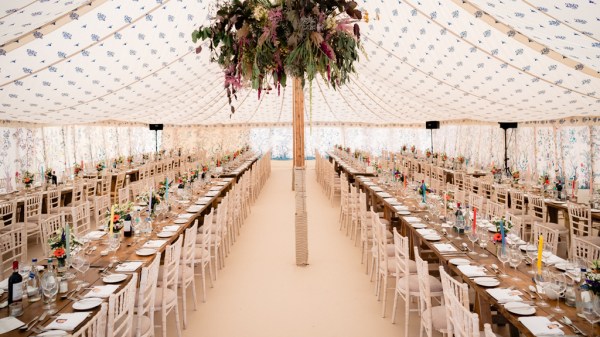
left=192, top=0, right=365, bottom=115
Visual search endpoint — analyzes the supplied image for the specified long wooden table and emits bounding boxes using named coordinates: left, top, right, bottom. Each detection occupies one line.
left=0, top=156, right=258, bottom=336
left=354, top=176, right=599, bottom=337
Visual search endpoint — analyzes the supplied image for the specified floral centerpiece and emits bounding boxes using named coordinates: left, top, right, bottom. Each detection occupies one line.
left=191, top=0, right=364, bottom=116
left=189, top=169, right=200, bottom=183
left=432, top=152, right=439, bottom=159
left=401, top=145, right=407, bottom=153
left=490, top=166, right=502, bottom=175
left=584, top=261, right=600, bottom=296
left=457, top=155, right=465, bottom=164
left=45, top=168, right=54, bottom=181
left=127, top=155, right=134, bottom=165
left=96, top=161, right=105, bottom=172
left=491, top=216, right=512, bottom=242
left=21, top=171, right=34, bottom=188
left=511, top=170, right=520, bottom=182
left=177, top=174, right=188, bottom=188
left=48, top=225, right=81, bottom=267
left=440, top=153, right=448, bottom=162
left=116, top=156, right=124, bottom=165
left=410, top=145, right=416, bottom=154
left=105, top=203, right=133, bottom=232
left=539, top=173, right=550, bottom=186
left=425, top=149, right=432, bottom=158
left=142, top=154, right=150, bottom=161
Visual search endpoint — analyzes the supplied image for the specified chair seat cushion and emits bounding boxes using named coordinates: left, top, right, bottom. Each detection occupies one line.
left=153, top=287, right=177, bottom=309
left=397, top=274, right=442, bottom=293
left=423, top=305, right=447, bottom=331
left=195, top=247, right=211, bottom=260
left=132, top=315, right=152, bottom=337
left=578, top=236, right=600, bottom=246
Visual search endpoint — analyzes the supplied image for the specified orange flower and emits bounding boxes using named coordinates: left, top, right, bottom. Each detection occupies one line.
left=113, top=214, right=120, bottom=222
left=53, top=247, right=66, bottom=258
left=492, top=233, right=502, bottom=242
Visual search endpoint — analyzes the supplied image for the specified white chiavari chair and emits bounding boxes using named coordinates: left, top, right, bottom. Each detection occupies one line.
left=94, top=194, right=111, bottom=229
left=155, top=235, right=183, bottom=337
left=118, top=186, right=129, bottom=205
left=414, top=247, right=446, bottom=337
left=329, top=166, right=341, bottom=205
left=180, top=221, right=198, bottom=329
left=45, top=188, right=62, bottom=217
left=107, top=273, right=138, bottom=337
left=479, top=181, right=493, bottom=200
left=40, top=213, right=66, bottom=258
left=485, top=200, right=505, bottom=220
left=111, top=172, right=127, bottom=204
left=0, top=224, right=26, bottom=279
left=134, top=252, right=161, bottom=337
left=73, top=302, right=107, bottom=337
left=468, top=194, right=485, bottom=215
left=0, top=200, right=17, bottom=233
left=195, top=209, right=214, bottom=302
left=71, top=202, right=92, bottom=236
left=572, top=236, right=600, bottom=266
left=439, top=266, right=470, bottom=337
left=532, top=222, right=560, bottom=255
left=568, top=202, right=600, bottom=247
left=449, top=292, right=481, bottom=337
left=493, top=186, right=509, bottom=208
left=14, top=192, right=43, bottom=241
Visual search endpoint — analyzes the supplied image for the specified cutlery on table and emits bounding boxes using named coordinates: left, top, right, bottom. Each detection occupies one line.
left=28, top=311, right=48, bottom=332
left=20, top=315, right=40, bottom=330
left=521, top=288, right=536, bottom=300
left=562, top=316, right=587, bottom=336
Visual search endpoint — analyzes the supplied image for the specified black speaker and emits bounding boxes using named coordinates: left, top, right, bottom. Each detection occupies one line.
left=149, top=124, right=163, bottom=131
left=499, top=122, right=518, bottom=130
left=425, top=121, right=440, bottom=129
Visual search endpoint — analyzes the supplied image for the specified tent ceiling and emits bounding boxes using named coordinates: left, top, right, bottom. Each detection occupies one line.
left=0, top=0, right=599, bottom=126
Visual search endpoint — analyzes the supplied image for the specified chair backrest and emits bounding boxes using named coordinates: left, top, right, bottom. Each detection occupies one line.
left=572, top=236, right=600, bottom=266
left=118, top=187, right=129, bottom=205
left=485, top=201, right=505, bottom=220
left=479, top=181, right=492, bottom=199
left=414, top=246, right=436, bottom=337
left=71, top=182, right=86, bottom=205
left=98, top=175, right=112, bottom=196
left=94, top=194, right=111, bottom=229
left=449, top=292, right=480, bottom=337
left=107, top=273, right=138, bottom=337
left=46, top=189, right=62, bottom=213
left=568, top=203, right=593, bottom=238
left=532, top=222, right=560, bottom=255
left=73, top=302, right=107, bottom=337
left=529, top=195, right=546, bottom=222
left=84, top=178, right=98, bottom=199
left=115, top=172, right=126, bottom=190
left=71, top=203, right=92, bottom=236
left=181, top=221, right=198, bottom=281
left=392, top=227, right=412, bottom=277
left=468, top=194, right=484, bottom=213
left=439, top=266, right=471, bottom=337
left=162, top=235, right=184, bottom=295
left=493, top=186, right=508, bottom=208
left=40, top=213, right=66, bottom=257
left=505, top=212, right=525, bottom=240
left=510, top=190, right=526, bottom=213
left=198, top=209, right=213, bottom=249
left=135, top=253, right=161, bottom=337
left=23, top=193, right=43, bottom=222
left=0, top=225, right=26, bottom=279
left=0, top=201, right=17, bottom=230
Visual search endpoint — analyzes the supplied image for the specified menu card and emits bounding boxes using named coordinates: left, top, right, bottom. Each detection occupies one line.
left=44, top=312, right=90, bottom=331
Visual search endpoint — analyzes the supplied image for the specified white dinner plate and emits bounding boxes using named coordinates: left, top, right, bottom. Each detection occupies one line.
left=592, top=209, right=600, bottom=213
left=73, top=298, right=103, bottom=310
left=552, top=200, right=566, bottom=204
left=474, top=277, right=500, bottom=287
left=397, top=211, right=411, bottom=215
left=554, top=262, right=568, bottom=271
left=136, top=248, right=157, bottom=256
left=519, top=244, right=537, bottom=252
left=186, top=206, right=202, bottom=213
left=157, top=231, right=175, bottom=238
left=102, top=274, right=128, bottom=284
left=423, top=234, right=441, bottom=241
left=449, top=258, right=471, bottom=266
left=504, top=301, right=536, bottom=315
left=174, top=218, right=188, bottom=224
left=411, top=223, right=427, bottom=229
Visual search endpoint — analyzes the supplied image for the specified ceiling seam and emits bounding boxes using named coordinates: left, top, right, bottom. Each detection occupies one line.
left=0, top=0, right=38, bottom=20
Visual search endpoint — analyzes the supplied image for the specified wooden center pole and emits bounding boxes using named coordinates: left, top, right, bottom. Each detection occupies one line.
left=293, top=77, right=308, bottom=265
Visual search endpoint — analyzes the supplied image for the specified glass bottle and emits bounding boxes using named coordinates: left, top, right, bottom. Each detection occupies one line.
left=27, top=258, right=42, bottom=302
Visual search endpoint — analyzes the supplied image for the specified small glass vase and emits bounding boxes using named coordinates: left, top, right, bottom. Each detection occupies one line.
left=56, top=257, right=67, bottom=275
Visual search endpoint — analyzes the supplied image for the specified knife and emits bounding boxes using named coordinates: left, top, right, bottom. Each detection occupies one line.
left=28, top=311, right=48, bottom=331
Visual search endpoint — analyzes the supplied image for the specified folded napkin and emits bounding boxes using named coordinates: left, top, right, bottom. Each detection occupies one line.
left=209, top=186, right=222, bottom=191
left=215, top=181, right=228, bottom=186
left=0, top=317, right=24, bottom=334
left=486, top=288, right=523, bottom=303
left=384, top=198, right=400, bottom=205
left=416, top=229, right=437, bottom=236
left=178, top=213, right=194, bottom=219
left=162, top=225, right=180, bottom=232
left=542, top=254, right=566, bottom=266
left=196, top=197, right=212, bottom=204
left=404, top=217, right=422, bottom=223
left=205, top=191, right=219, bottom=197
left=143, top=240, right=167, bottom=248
left=0, top=278, right=7, bottom=290
left=371, top=187, right=384, bottom=192
left=84, top=231, right=106, bottom=240
left=186, top=206, right=201, bottom=213
left=45, top=313, right=90, bottom=331
left=394, top=205, right=409, bottom=211
left=83, top=285, right=119, bottom=299
left=457, top=265, right=487, bottom=277
left=37, top=330, right=68, bottom=336
left=115, top=261, right=143, bottom=272
left=433, top=243, right=457, bottom=253
left=222, top=178, right=233, bottom=182
left=378, top=192, right=392, bottom=198
left=518, top=316, right=564, bottom=336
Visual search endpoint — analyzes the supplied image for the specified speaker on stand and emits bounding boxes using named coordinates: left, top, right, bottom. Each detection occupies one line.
left=425, top=121, right=440, bottom=154
left=499, top=122, right=518, bottom=177
left=149, top=124, right=164, bottom=154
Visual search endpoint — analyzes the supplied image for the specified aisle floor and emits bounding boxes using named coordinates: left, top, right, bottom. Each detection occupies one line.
left=178, top=160, right=415, bottom=337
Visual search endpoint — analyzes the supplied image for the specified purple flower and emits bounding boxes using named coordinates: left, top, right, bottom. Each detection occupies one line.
left=320, top=41, right=335, bottom=60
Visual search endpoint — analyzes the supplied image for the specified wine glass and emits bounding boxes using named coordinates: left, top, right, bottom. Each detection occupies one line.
left=533, top=270, right=551, bottom=307
left=508, top=247, right=522, bottom=281
left=41, top=274, right=58, bottom=314
left=526, top=241, right=538, bottom=275
left=551, top=272, right=567, bottom=313
left=467, top=230, right=478, bottom=255
left=108, top=235, right=121, bottom=264
left=478, top=231, right=488, bottom=257
left=497, top=246, right=510, bottom=278
left=71, top=254, right=90, bottom=287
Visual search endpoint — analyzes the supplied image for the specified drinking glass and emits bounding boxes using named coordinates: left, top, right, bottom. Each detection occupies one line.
left=467, top=230, right=478, bottom=255
left=551, top=272, right=567, bottom=313
left=526, top=242, right=538, bottom=275
left=533, top=270, right=551, bottom=307
left=497, top=246, right=510, bottom=278
left=71, top=254, right=90, bottom=287
left=108, top=235, right=121, bottom=263
left=508, top=248, right=522, bottom=281
left=477, top=231, right=488, bottom=257
left=41, top=275, right=58, bottom=314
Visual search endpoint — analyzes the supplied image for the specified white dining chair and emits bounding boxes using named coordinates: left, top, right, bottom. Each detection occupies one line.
left=40, top=213, right=66, bottom=258
left=195, top=209, right=214, bottom=302
left=13, top=192, right=43, bottom=242
left=71, top=202, right=92, bottom=236
left=414, top=247, right=447, bottom=337
left=155, top=235, right=184, bottom=337
left=439, top=266, right=470, bottom=337
left=134, top=252, right=161, bottom=337
left=107, top=273, right=138, bottom=337
left=180, top=221, right=198, bottom=329
left=0, top=224, right=27, bottom=279
left=73, top=302, right=107, bottom=337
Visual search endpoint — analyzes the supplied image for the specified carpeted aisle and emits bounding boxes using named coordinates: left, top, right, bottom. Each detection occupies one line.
left=180, top=160, right=411, bottom=337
